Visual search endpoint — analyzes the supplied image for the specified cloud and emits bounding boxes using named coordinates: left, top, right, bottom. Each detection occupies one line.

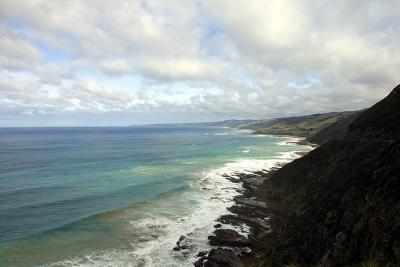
left=0, top=0, right=399, bottom=125
left=0, top=0, right=212, bottom=80
left=0, top=24, right=43, bottom=71
left=99, top=59, right=133, bottom=76
left=202, top=0, right=399, bottom=109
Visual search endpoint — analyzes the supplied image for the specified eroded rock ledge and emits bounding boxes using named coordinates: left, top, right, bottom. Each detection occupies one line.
left=192, top=169, right=281, bottom=266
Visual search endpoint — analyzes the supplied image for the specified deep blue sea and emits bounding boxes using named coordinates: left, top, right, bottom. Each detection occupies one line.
left=0, top=126, right=311, bottom=266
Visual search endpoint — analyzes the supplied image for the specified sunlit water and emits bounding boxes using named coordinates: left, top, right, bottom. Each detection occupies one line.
left=0, top=126, right=312, bottom=266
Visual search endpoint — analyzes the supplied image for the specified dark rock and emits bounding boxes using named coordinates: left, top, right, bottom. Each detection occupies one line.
left=208, top=229, right=251, bottom=247
left=173, top=235, right=188, bottom=251
left=197, top=251, right=208, bottom=257
left=204, top=248, right=244, bottom=267
left=194, top=258, right=205, bottom=267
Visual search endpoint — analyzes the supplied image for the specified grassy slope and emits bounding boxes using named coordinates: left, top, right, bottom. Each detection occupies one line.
left=233, top=111, right=359, bottom=144
left=251, top=116, right=338, bottom=137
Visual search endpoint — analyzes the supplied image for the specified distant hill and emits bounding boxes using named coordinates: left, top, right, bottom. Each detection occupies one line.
left=229, top=111, right=360, bottom=145
left=260, top=84, right=400, bottom=266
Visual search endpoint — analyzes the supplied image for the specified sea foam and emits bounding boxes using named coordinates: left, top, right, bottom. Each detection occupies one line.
left=49, top=141, right=310, bottom=267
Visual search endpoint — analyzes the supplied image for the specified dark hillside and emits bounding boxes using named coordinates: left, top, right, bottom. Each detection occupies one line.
left=306, top=111, right=362, bottom=145
left=261, top=84, right=400, bottom=266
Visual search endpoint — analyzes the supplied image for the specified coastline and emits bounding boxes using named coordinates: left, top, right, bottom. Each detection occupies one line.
left=261, top=133, right=319, bottom=148
left=174, top=136, right=316, bottom=266
left=193, top=168, right=281, bottom=266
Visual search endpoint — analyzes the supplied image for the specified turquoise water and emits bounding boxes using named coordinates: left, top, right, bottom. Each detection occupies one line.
left=0, top=126, right=311, bottom=266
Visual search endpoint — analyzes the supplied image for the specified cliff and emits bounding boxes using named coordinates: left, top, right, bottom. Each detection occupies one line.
left=261, top=84, right=400, bottom=266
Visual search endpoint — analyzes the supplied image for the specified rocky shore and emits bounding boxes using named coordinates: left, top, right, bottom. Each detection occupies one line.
left=173, top=166, right=286, bottom=266
left=195, top=170, right=276, bottom=266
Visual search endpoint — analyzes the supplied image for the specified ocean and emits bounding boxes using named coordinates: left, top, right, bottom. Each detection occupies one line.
left=0, top=126, right=311, bottom=266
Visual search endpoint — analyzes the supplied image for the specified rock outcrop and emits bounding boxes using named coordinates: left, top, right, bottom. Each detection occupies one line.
left=195, top=248, right=244, bottom=267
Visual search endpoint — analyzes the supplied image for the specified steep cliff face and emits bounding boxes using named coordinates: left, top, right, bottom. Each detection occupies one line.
left=262, top=85, right=400, bottom=266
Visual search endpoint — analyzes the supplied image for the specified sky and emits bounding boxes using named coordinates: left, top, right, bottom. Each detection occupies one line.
left=0, top=0, right=399, bottom=126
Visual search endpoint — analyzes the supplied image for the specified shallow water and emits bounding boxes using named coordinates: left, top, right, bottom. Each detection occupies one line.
left=0, top=126, right=311, bottom=266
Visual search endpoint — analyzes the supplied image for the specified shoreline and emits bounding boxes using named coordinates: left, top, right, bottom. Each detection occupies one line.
left=192, top=167, right=282, bottom=266
left=187, top=136, right=317, bottom=266
left=266, top=134, right=319, bottom=148
left=250, top=130, right=320, bottom=148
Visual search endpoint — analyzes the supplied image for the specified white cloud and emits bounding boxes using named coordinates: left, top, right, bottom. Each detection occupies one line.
left=99, top=59, right=132, bottom=76
left=0, top=24, right=43, bottom=71
left=0, top=0, right=399, bottom=125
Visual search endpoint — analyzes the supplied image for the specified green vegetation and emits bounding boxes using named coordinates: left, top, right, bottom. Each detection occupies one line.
left=252, top=116, right=337, bottom=137
left=232, top=111, right=359, bottom=142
